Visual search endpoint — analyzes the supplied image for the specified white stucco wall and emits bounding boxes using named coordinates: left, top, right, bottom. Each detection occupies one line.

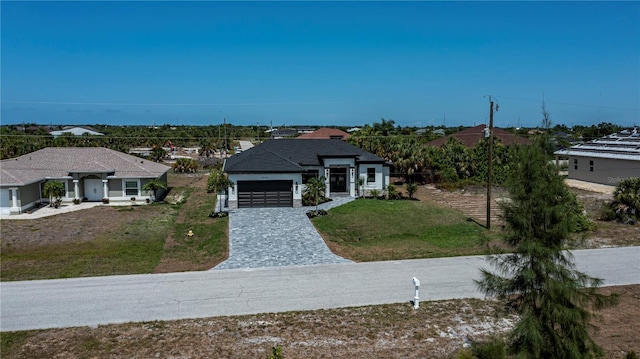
left=358, top=164, right=386, bottom=194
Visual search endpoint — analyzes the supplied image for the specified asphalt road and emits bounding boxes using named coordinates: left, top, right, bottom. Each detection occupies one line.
left=1, top=247, right=638, bottom=331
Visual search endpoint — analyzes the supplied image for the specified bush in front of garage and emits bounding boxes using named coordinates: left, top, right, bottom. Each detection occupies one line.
left=302, top=192, right=331, bottom=207
left=306, top=209, right=328, bottom=218
left=208, top=211, right=229, bottom=218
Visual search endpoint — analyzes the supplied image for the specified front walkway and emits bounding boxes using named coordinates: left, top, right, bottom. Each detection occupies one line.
left=0, top=201, right=149, bottom=220
left=213, top=197, right=355, bottom=270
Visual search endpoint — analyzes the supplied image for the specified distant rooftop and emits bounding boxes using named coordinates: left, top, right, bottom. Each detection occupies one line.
left=428, top=124, right=531, bottom=148
left=554, top=128, right=640, bottom=161
left=297, top=128, right=350, bottom=140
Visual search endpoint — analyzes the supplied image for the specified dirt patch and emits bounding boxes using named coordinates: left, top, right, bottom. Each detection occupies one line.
left=411, top=184, right=639, bottom=249
left=4, top=285, right=638, bottom=358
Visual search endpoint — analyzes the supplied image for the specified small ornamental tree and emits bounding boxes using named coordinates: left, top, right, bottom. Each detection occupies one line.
left=405, top=182, right=418, bottom=199
left=476, top=106, right=619, bottom=359
left=43, top=181, right=65, bottom=207
left=142, top=179, right=168, bottom=202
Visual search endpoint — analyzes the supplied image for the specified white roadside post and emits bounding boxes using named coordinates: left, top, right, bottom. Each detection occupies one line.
left=412, top=277, right=420, bottom=309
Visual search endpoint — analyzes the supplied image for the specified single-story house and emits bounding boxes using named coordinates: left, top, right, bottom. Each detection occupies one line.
left=296, top=128, right=351, bottom=140
left=223, top=139, right=391, bottom=208
left=0, top=147, right=170, bottom=215
left=428, top=124, right=531, bottom=148
left=554, top=130, right=640, bottom=186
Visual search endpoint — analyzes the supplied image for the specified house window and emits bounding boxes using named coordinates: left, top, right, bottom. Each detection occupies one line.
left=574, top=159, right=578, bottom=170
left=589, top=160, right=594, bottom=172
left=367, top=168, right=376, bottom=183
left=124, top=180, right=139, bottom=196
left=302, top=170, right=319, bottom=184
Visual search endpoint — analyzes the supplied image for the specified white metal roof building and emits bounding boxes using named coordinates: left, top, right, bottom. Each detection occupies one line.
left=554, top=130, right=640, bottom=186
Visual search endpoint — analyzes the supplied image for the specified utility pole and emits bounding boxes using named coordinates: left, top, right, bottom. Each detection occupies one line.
left=486, top=97, right=495, bottom=230
left=223, top=117, right=227, bottom=156
left=218, top=122, right=221, bottom=158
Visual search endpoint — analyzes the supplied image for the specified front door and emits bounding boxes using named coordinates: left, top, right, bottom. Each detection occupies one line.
left=329, top=168, right=347, bottom=193
left=84, top=179, right=103, bottom=201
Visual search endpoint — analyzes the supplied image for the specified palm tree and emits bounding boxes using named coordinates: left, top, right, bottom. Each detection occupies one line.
left=609, top=177, right=640, bottom=223
left=150, top=145, right=167, bottom=162
left=42, top=181, right=65, bottom=208
left=304, top=176, right=326, bottom=211
left=207, top=168, right=234, bottom=212
left=142, top=179, right=168, bottom=202
left=172, top=158, right=198, bottom=173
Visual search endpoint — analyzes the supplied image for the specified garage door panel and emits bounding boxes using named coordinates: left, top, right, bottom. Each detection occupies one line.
left=237, top=180, right=293, bottom=208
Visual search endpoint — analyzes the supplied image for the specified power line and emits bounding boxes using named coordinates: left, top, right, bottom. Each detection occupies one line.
left=493, top=95, right=639, bottom=111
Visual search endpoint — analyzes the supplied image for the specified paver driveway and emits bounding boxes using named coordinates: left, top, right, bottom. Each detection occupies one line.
left=214, top=198, right=354, bottom=269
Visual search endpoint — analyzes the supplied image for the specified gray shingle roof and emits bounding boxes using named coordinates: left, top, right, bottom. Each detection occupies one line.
left=1, top=147, right=170, bottom=186
left=224, top=139, right=388, bottom=173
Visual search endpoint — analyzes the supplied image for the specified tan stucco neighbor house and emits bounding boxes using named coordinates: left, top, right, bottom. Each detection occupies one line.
left=0, top=147, right=170, bottom=215
left=223, top=139, right=391, bottom=208
left=554, top=130, right=640, bottom=186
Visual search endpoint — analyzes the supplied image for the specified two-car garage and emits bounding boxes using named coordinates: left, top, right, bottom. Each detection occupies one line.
left=237, top=180, right=293, bottom=208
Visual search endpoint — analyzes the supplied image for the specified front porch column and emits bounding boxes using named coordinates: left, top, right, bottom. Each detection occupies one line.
left=102, top=180, right=109, bottom=199
left=349, top=167, right=356, bottom=197
left=10, top=187, right=20, bottom=214
left=73, top=180, right=80, bottom=200
left=324, top=168, right=331, bottom=198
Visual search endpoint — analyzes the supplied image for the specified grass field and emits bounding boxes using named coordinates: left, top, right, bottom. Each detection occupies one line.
left=0, top=206, right=173, bottom=281
left=313, top=199, right=496, bottom=262
left=153, top=172, right=228, bottom=272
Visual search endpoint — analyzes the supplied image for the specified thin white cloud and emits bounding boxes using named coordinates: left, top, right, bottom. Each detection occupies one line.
left=5, top=101, right=357, bottom=106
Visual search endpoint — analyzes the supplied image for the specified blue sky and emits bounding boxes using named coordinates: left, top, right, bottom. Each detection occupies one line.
left=2, top=1, right=638, bottom=128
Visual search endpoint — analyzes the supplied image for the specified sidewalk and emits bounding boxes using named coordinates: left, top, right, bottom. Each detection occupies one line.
left=0, top=201, right=149, bottom=220
left=565, top=179, right=615, bottom=195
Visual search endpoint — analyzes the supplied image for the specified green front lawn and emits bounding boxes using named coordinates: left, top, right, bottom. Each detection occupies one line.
left=1, top=208, right=172, bottom=281
left=313, top=199, right=495, bottom=262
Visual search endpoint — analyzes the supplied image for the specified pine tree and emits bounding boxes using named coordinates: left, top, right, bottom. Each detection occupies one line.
left=476, top=123, right=619, bottom=358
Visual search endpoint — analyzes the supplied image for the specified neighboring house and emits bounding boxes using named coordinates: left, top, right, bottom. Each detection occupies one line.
left=267, top=128, right=299, bottom=139
left=49, top=126, right=104, bottom=137
left=554, top=129, right=640, bottom=186
left=223, top=139, right=391, bottom=208
left=428, top=124, right=531, bottom=148
left=297, top=128, right=351, bottom=140
left=414, top=128, right=445, bottom=136
left=0, top=147, right=170, bottom=215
